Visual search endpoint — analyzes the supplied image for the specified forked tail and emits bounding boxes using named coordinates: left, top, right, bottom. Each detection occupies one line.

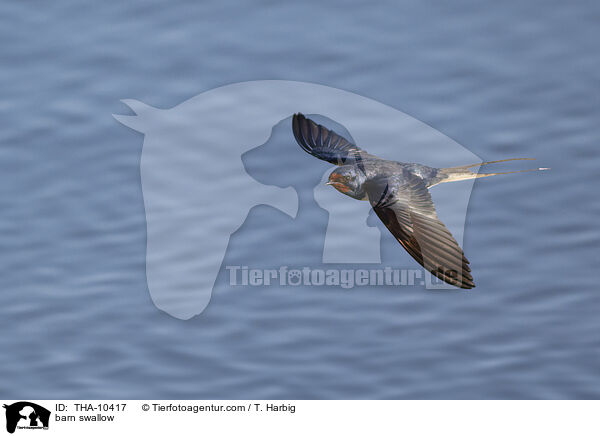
left=434, top=158, right=549, bottom=186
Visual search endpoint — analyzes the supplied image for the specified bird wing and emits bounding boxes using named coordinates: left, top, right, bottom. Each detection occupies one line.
left=292, top=113, right=370, bottom=170
left=366, top=174, right=475, bottom=289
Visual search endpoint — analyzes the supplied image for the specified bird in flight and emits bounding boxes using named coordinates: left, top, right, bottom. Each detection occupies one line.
left=292, top=113, right=548, bottom=289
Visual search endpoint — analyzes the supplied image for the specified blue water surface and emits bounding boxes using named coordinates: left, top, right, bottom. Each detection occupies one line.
left=0, top=0, right=599, bottom=399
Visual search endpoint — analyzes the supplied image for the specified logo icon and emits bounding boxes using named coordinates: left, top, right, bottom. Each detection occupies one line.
left=3, top=402, right=50, bottom=434
left=114, top=80, right=480, bottom=319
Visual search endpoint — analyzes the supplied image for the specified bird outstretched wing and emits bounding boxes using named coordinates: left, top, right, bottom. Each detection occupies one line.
left=366, top=174, right=475, bottom=289
left=292, top=113, right=369, bottom=170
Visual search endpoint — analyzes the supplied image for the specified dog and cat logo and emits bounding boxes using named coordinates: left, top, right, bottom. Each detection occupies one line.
left=3, top=402, right=50, bottom=433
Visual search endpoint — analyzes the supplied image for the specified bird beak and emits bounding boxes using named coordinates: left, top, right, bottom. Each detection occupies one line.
left=325, top=181, right=333, bottom=185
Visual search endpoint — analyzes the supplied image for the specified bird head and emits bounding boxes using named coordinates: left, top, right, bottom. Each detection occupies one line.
left=326, top=166, right=365, bottom=199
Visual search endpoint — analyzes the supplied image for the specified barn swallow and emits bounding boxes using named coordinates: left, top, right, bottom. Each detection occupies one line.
left=292, top=113, right=548, bottom=289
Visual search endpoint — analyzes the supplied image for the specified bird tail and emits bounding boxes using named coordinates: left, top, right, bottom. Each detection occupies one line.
left=436, top=158, right=550, bottom=184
